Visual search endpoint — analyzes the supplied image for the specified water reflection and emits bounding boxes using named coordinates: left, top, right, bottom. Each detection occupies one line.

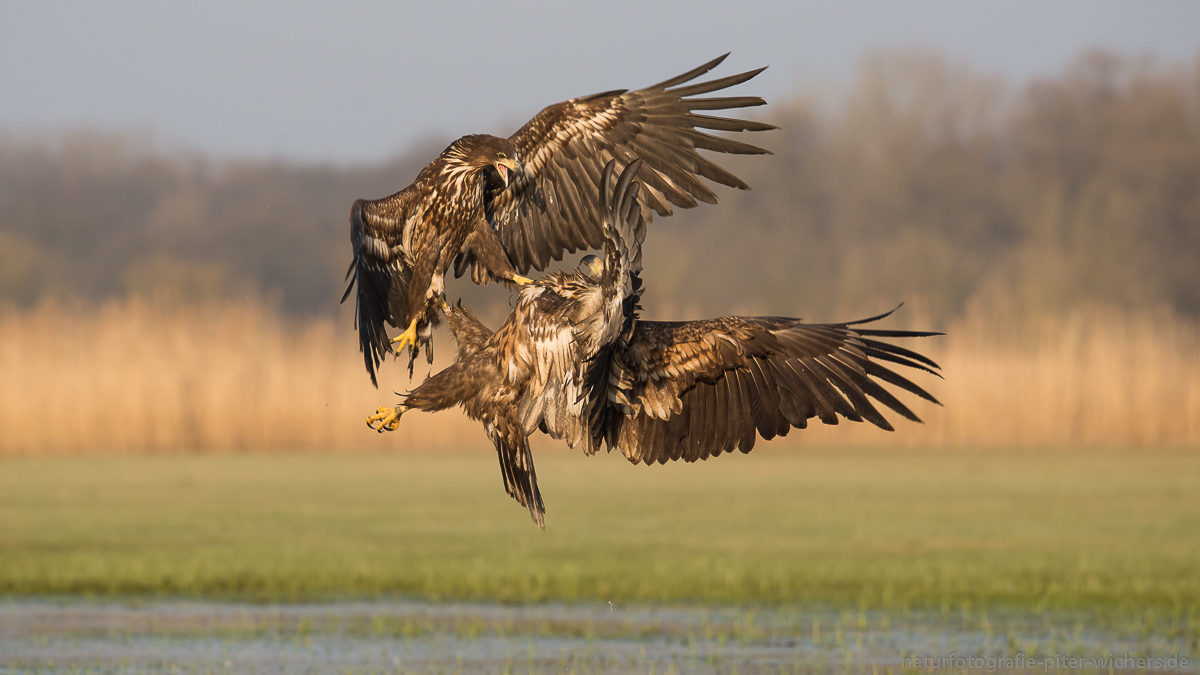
left=0, top=600, right=1191, bottom=674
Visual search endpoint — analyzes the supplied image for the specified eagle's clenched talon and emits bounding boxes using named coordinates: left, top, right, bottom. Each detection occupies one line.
left=366, top=406, right=404, bottom=432
left=389, top=318, right=420, bottom=353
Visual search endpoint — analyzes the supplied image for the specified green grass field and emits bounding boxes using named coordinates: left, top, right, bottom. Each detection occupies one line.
left=2, top=449, right=1197, bottom=619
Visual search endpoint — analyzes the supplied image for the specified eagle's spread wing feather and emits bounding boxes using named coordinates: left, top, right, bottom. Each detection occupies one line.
left=480, top=54, right=775, bottom=274
left=597, top=311, right=942, bottom=465
left=344, top=186, right=424, bottom=386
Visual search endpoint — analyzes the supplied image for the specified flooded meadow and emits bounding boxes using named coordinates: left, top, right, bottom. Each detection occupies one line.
left=2, top=599, right=1193, bottom=674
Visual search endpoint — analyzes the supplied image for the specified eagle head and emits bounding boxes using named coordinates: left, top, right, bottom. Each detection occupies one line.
left=578, top=254, right=603, bottom=282
left=450, top=134, right=522, bottom=188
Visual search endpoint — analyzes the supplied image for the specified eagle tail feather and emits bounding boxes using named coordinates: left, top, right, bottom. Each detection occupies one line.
left=493, top=428, right=545, bottom=529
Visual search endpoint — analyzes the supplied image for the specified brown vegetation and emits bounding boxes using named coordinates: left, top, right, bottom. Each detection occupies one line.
left=2, top=49, right=1198, bottom=453
left=1, top=298, right=1195, bottom=454
left=0, top=299, right=479, bottom=453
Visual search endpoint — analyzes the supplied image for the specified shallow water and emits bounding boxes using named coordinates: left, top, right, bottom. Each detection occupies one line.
left=0, top=600, right=1193, bottom=674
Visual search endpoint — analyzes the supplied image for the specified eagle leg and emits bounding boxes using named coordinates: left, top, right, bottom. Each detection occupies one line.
left=366, top=405, right=406, bottom=432
left=460, top=217, right=533, bottom=287
left=389, top=317, right=421, bottom=353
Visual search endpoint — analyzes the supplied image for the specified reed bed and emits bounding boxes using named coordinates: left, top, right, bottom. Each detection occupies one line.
left=1, top=299, right=1197, bottom=454
left=0, top=298, right=478, bottom=454
left=810, top=304, right=1200, bottom=449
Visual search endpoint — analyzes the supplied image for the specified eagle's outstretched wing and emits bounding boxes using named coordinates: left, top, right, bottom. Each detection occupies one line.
left=342, top=186, right=426, bottom=386
left=591, top=310, right=943, bottom=464
left=465, top=54, right=775, bottom=276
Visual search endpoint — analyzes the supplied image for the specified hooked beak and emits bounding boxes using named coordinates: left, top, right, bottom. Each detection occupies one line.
left=497, top=157, right=520, bottom=187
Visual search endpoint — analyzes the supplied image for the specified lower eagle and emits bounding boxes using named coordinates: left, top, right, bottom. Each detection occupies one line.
left=366, top=161, right=942, bottom=528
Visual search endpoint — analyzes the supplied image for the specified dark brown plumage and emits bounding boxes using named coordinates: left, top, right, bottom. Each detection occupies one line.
left=368, top=160, right=944, bottom=527
left=585, top=311, right=941, bottom=466
left=367, top=160, right=648, bottom=528
left=345, top=134, right=523, bottom=384
left=345, top=54, right=775, bottom=385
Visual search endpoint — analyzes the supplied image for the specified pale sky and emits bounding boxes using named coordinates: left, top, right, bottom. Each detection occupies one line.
left=2, top=1, right=1198, bottom=164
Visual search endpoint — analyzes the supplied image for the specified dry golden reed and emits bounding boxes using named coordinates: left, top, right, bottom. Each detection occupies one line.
left=0, top=298, right=480, bottom=454
left=1, top=299, right=1197, bottom=454
left=814, top=304, right=1200, bottom=449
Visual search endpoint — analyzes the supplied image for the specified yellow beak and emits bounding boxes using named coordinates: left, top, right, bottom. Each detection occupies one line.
left=497, top=157, right=520, bottom=187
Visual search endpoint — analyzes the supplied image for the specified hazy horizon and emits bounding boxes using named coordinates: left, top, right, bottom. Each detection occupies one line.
left=3, top=0, right=1199, bottom=164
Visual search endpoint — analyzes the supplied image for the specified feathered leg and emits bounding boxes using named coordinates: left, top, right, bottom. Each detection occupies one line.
left=390, top=245, right=443, bottom=375
left=459, top=217, right=533, bottom=286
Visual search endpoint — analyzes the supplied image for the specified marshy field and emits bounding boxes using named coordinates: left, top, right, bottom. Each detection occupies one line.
left=2, top=450, right=1198, bottom=672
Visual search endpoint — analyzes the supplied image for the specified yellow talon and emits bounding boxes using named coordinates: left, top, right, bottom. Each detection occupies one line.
left=389, top=318, right=420, bottom=352
left=366, top=406, right=404, bottom=432
left=512, top=275, right=534, bottom=286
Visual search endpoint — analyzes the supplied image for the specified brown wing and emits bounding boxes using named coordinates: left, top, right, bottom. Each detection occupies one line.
left=593, top=311, right=942, bottom=465
left=341, top=184, right=425, bottom=386
left=487, top=54, right=776, bottom=273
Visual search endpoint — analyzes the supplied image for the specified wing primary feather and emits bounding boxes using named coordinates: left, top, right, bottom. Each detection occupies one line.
left=668, top=67, right=769, bottom=98
left=649, top=53, right=731, bottom=89
left=810, top=356, right=869, bottom=420
left=684, top=129, right=774, bottom=156
left=861, top=359, right=942, bottom=406
left=747, top=357, right=787, bottom=439
left=847, top=365, right=925, bottom=423
left=859, top=341, right=944, bottom=377
left=783, top=360, right=842, bottom=425
left=684, top=96, right=771, bottom=111
left=810, top=357, right=876, bottom=426
left=767, top=359, right=811, bottom=427
left=686, top=112, right=779, bottom=133
left=855, top=327, right=945, bottom=339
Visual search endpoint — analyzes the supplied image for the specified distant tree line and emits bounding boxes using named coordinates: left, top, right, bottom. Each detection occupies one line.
left=2, top=50, right=1197, bottom=325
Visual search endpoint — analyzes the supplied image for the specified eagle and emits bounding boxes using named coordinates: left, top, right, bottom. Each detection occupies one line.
left=344, top=54, right=776, bottom=385
left=366, top=161, right=943, bottom=528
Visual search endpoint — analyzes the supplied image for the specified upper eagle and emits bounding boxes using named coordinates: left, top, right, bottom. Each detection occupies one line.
left=366, top=161, right=943, bottom=528
left=343, top=54, right=776, bottom=385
